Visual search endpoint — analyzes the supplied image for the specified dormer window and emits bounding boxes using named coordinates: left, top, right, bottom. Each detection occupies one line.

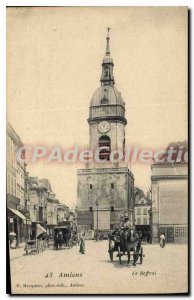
left=101, top=88, right=108, bottom=104
left=101, top=97, right=108, bottom=104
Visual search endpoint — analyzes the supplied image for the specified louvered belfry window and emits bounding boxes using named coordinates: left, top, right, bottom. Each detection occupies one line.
left=99, top=135, right=111, bottom=160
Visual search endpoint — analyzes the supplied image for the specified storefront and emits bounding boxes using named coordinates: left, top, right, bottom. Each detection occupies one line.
left=8, top=207, right=27, bottom=245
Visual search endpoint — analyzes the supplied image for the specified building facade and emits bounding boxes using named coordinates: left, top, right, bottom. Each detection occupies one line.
left=151, top=160, right=188, bottom=243
left=7, top=123, right=30, bottom=244
left=6, top=123, right=75, bottom=243
left=29, top=177, right=48, bottom=238
left=57, top=203, right=70, bottom=225
left=47, top=192, right=59, bottom=236
left=134, top=190, right=151, bottom=241
left=77, top=30, right=134, bottom=233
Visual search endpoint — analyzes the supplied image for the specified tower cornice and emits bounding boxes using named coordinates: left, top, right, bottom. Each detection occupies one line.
left=87, top=116, right=127, bottom=126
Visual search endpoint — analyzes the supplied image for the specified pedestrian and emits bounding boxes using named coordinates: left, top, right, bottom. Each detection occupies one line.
left=9, top=232, right=17, bottom=249
left=149, top=231, right=152, bottom=244
left=147, top=231, right=150, bottom=243
left=159, top=232, right=166, bottom=248
left=79, top=232, right=85, bottom=254
left=139, top=231, right=143, bottom=241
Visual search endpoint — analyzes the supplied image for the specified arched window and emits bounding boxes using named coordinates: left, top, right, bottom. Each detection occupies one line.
left=99, top=135, right=111, bottom=160
left=105, top=67, right=109, bottom=77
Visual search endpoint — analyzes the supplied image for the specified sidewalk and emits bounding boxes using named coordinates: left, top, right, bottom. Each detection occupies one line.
left=9, top=243, right=26, bottom=260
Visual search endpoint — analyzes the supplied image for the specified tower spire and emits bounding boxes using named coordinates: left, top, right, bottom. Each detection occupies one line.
left=106, top=27, right=111, bottom=55
left=101, top=27, right=115, bottom=86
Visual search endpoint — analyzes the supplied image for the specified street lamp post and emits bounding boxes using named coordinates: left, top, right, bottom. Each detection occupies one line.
left=148, top=207, right=152, bottom=244
left=95, top=200, right=99, bottom=241
left=149, top=188, right=153, bottom=244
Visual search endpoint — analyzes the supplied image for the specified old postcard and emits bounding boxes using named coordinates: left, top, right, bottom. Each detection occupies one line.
left=6, top=6, right=188, bottom=294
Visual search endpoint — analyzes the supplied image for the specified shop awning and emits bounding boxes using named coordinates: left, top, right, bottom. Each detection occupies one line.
left=36, top=223, right=46, bottom=236
left=8, top=207, right=26, bottom=220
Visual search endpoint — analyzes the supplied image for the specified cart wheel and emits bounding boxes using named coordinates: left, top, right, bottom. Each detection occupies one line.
left=127, top=251, right=131, bottom=265
left=140, top=247, right=143, bottom=264
left=119, top=253, right=122, bottom=264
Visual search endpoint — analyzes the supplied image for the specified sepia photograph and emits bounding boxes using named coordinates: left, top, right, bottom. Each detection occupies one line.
left=6, top=6, right=188, bottom=295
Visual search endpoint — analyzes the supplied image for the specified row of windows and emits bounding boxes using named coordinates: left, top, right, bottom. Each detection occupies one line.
left=175, top=227, right=187, bottom=237
left=7, top=137, right=25, bottom=168
left=7, top=137, right=17, bottom=166
left=7, top=174, right=25, bottom=202
left=7, top=174, right=16, bottom=196
left=90, top=106, right=125, bottom=118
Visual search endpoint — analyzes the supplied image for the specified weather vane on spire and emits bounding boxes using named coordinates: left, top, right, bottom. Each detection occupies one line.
left=106, top=27, right=111, bottom=55
left=107, top=27, right=111, bottom=37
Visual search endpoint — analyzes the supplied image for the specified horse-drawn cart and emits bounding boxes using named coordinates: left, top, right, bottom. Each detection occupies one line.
left=53, top=226, right=73, bottom=250
left=25, top=226, right=48, bottom=255
left=24, top=239, right=46, bottom=255
left=108, top=228, right=144, bottom=266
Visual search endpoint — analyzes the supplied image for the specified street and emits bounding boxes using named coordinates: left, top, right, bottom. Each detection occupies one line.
left=10, top=241, right=188, bottom=294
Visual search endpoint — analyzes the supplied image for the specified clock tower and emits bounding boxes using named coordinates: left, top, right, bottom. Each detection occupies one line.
left=88, top=28, right=127, bottom=167
left=77, top=29, right=134, bottom=234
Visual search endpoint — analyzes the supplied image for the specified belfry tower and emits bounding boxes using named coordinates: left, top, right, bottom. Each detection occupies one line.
left=88, top=28, right=127, bottom=167
left=77, top=29, right=134, bottom=234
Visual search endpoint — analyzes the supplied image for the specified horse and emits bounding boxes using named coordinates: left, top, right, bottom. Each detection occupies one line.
left=54, top=234, right=64, bottom=250
left=124, top=228, right=140, bottom=266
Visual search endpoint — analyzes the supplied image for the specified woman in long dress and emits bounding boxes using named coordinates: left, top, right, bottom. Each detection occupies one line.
left=159, top=233, right=166, bottom=248
left=79, top=233, right=85, bottom=254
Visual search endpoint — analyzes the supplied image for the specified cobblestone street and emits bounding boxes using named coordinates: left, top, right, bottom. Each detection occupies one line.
left=10, top=241, right=188, bottom=294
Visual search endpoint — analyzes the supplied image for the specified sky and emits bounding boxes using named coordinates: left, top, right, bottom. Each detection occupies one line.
left=7, top=7, right=188, bottom=208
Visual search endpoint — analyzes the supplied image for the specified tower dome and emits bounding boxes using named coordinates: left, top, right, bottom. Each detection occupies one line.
left=90, top=85, right=125, bottom=107
left=88, top=28, right=127, bottom=125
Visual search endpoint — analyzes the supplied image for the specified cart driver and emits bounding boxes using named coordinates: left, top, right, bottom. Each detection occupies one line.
left=123, top=215, right=131, bottom=230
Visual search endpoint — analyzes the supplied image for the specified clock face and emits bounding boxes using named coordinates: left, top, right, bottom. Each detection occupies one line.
left=98, top=121, right=110, bottom=133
